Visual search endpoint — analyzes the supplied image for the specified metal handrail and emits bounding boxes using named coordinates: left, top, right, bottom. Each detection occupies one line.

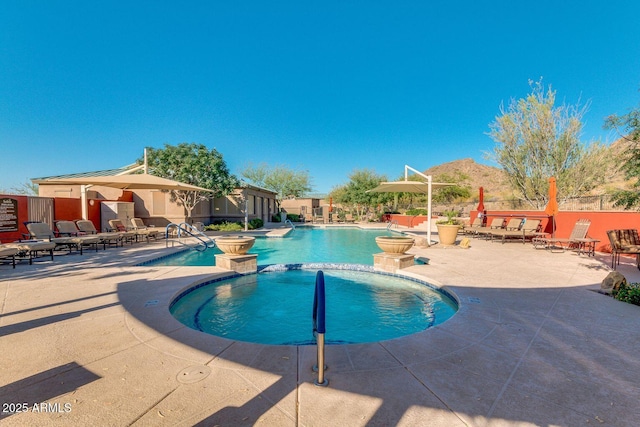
left=165, top=222, right=216, bottom=252
left=387, top=220, right=398, bottom=229
left=312, top=270, right=328, bottom=386
left=285, top=218, right=296, bottom=229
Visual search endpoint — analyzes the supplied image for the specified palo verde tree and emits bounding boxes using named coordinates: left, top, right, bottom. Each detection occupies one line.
left=241, top=163, right=312, bottom=211
left=142, top=143, right=239, bottom=221
left=488, top=79, right=610, bottom=209
left=330, top=169, right=392, bottom=218
left=604, top=99, right=640, bottom=209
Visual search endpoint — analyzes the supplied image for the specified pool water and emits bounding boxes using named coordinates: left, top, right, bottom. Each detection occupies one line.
left=150, top=227, right=399, bottom=266
left=170, top=268, right=458, bottom=345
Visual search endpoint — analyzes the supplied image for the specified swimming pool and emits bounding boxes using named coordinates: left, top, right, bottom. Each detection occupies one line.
left=148, top=227, right=400, bottom=266
left=170, top=267, right=458, bottom=345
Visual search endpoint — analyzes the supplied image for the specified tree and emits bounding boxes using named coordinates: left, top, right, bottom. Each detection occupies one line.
left=488, top=79, right=610, bottom=209
left=142, top=143, right=239, bottom=221
left=241, top=163, right=312, bottom=210
left=604, top=100, right=640, bottom=209
left=1, top=181, right=38, bottom=195
left=330, top=169, right=392, bottom=218
left=431, top=172, right=471, bottom=204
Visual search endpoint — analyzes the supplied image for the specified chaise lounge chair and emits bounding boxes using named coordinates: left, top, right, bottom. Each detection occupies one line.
left=75, top=219, right=124, bottom=247
left=474, top=217, right=506, bottom=239
left=108, top=219, right=142, bottom=243
left=55, top=220, right=103, bottom=252
left=130, top=218, right=162, bottom=241
left=25, top=222, right=87, bottom=254
left=535, top=219, right=591, bottom=252
left=491, top=218, right=541, bottom=244
left=0, top=245, right=20, bottom=268
left=462, top=217, right=483, bottom=235
left=4, top=240, right=56, bottom=264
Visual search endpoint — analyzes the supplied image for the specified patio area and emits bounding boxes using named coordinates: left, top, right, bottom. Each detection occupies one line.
left=1, top=226, right=639, bottom=426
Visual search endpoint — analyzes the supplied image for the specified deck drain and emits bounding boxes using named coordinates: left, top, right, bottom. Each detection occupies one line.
left=177, top=365, right=211, bottom=384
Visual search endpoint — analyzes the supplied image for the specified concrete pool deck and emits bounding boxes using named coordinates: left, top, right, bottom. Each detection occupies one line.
left=1, top=225, right=639, bottom=426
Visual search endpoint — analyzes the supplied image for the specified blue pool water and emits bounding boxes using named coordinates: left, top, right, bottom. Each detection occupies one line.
left=170, top=267, right=458, bottom=345
left=148, top=227, right=399, bottom=266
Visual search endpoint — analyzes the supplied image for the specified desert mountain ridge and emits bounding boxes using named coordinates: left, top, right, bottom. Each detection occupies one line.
left=421, top=137, right=632, bottom=199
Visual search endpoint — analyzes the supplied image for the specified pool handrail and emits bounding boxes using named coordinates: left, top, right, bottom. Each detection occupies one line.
left=313, top=270, right=328, bottom=386
left=285, top=218, right=296, bottom=230
left=165, top=222, right=216, bottom=252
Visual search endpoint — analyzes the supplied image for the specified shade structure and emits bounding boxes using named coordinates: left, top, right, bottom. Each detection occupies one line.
left=367, top=167, right=454, bottom=245
left=37, top=174, right=212, bottom=192
left=368, top=180, right=452, bottom=194
left=36, top=173, right=212, bottom=220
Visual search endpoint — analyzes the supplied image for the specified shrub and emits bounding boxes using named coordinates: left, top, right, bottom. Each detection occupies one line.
left=613, top=282, right=640, bottom=306
left=249, top=218, right=264, bottom=229
left=205, top=221, right=243, bottom=232
left=406, top=208, right=429, bottom=216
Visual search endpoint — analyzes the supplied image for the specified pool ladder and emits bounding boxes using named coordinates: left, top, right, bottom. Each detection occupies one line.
left=165, top=222, right=216, bottom=252
left=285, top=218, right=296, bottom=229
left=313, top=270, right=328, bottom=386
left=387, top=220, right=399, bottom=229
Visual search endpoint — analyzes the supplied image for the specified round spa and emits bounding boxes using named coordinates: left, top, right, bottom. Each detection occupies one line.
left=170, top=266, right=458, bottom=345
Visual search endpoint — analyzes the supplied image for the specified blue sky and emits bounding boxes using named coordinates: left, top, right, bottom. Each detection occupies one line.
left=1, top=1, right=639, bottom=194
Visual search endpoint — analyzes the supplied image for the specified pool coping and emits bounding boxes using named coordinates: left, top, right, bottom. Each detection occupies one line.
left=1, top=230, right=640, bottom=426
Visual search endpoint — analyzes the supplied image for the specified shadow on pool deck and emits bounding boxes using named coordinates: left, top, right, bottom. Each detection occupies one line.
left=1, top=232, right=640, bottom=426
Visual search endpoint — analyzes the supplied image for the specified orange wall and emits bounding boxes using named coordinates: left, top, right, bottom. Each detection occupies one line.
left=471, top=210, right=640, bottom=252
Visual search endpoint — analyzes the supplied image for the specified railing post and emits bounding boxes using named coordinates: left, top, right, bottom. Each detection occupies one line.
left=313, top=270, right=328, bottom=387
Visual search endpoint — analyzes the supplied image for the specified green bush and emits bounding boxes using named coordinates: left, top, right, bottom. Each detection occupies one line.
left=249, top=218, right=264, bottom=229
left=613, top=282, right=640, bottom=306
left=205, top=221, right=243, bottom=232
left=272, top=213, right=282, bottom=222
left=406, top=208, right=429, bottom=216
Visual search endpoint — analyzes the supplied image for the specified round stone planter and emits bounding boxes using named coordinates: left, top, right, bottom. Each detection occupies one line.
left=375, top=236, right=415, bottom=254
left=436, top=224, right=461, bottom=246
left=215, top=236, right=256, bottom=255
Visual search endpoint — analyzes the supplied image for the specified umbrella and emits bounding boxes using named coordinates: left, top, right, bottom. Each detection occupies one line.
left=35, top=173, right=212, bottom=192
left=544, top=177, right=559, bottom=237
left=477, top=187, right=485, bottom=212
left=367, top=167, right=454, bottom=245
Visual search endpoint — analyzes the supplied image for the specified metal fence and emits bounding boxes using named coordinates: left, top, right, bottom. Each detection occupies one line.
left=396, top=194, right=629, bottom=216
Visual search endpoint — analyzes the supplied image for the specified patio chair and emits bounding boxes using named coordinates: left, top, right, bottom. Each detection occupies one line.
left=25, top=221, right=86, bottom=254
left=0, top=245, right=20, bottom=268
left=130, top=218, right=162, bottom=241
left=75, top=219, right=125, bottom=247
left=491, top=219, right=541, bottom=244
left=55, top=220, right=103, bottom=252
left=108, top=219, right=142, bottom=243
left=474, top=217, right=505, bottom=239
left=537, top=218, right=591, bottom=252
left=3, top=240, right=56, bottom=264
left=462, top=217, right=483, bottom=235
left=607, top=229, right=640, bottom=270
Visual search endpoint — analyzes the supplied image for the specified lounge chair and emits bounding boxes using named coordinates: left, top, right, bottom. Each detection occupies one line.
left=0, top=245, right=20, bottom=268
left=488, top=218, right=523, bottom=241
left=474, top=217, right=505, bottom=239
left=491, top=219, right=541, bottom=244
left=344, top=214, right=355, bottom=223
left=130, top=218, right=162, bottom=241
left=75, top=220, right=124, bottom=247
left=108, top=219, right=141, bottom=243
left=537, top=219, right=591, bottom=252
left=607, top=229, right=640, bottom=270
left=55, top=220, right=103, bottom=252
left=4, top=240, right=56, bottom=264
left=25, top=222, right=87, bottom=254
left=462, top=217, right=483, bottom=235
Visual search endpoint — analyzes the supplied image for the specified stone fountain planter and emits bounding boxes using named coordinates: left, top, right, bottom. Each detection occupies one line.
left=215, top=236, right=256, bottom=255
left=375, top=236, right=415, bottom=254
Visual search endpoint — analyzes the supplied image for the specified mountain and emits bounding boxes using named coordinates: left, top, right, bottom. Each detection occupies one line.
left=423, top=158, right=511, bottom=199
left=424, top=138, right=632, bottom=201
